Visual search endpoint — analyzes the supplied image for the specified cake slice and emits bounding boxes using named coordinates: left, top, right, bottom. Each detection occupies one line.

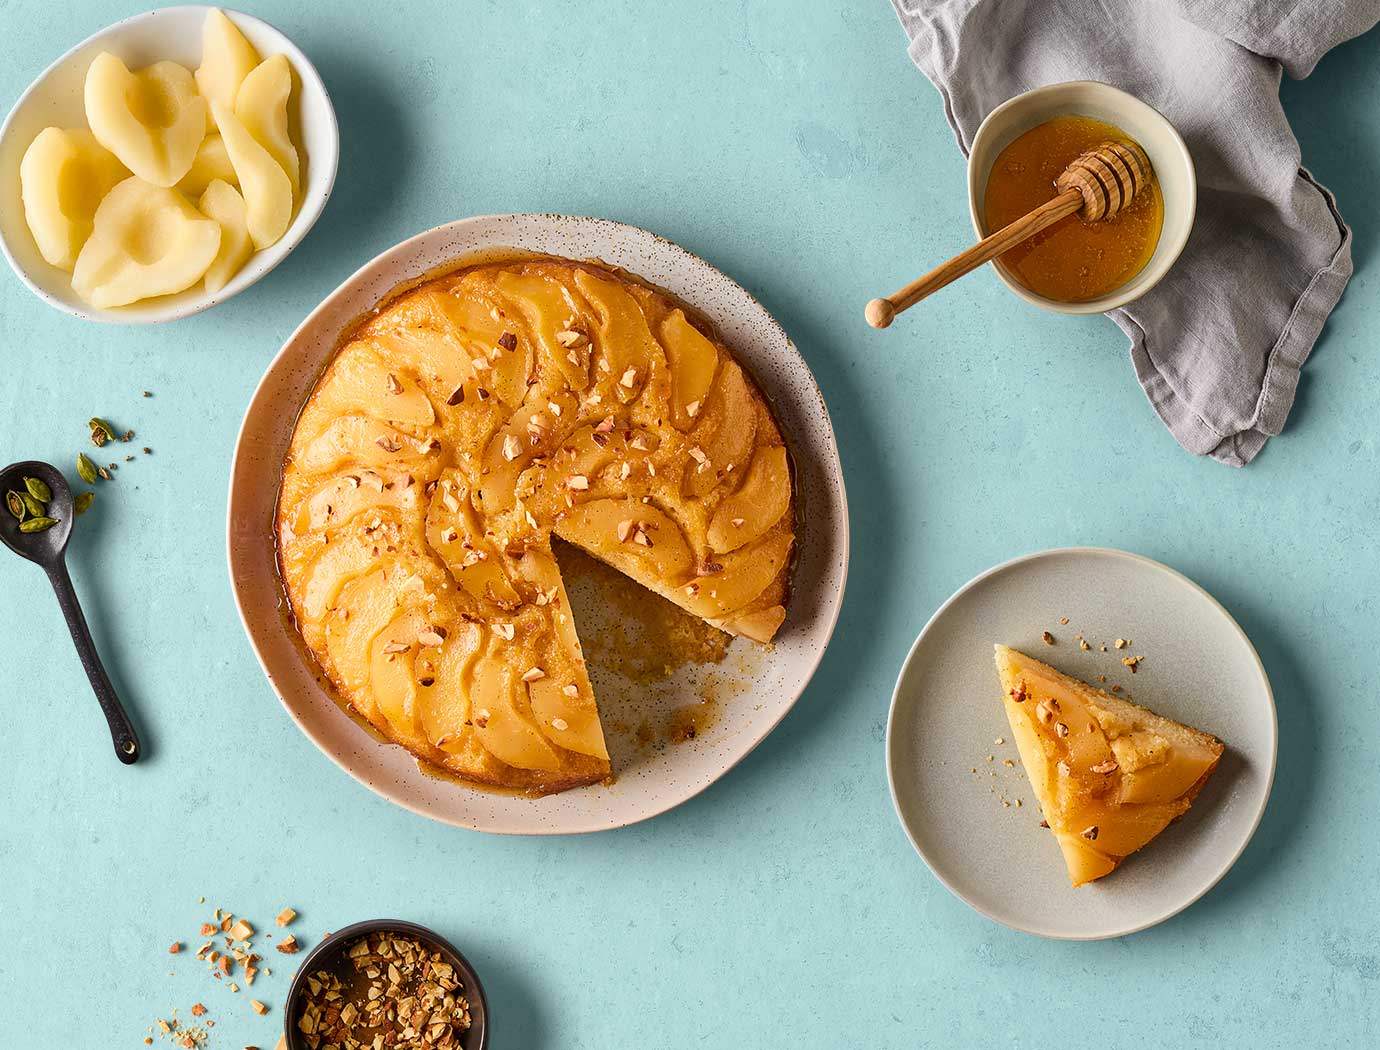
left=994, top=645, right=1224, bottom=887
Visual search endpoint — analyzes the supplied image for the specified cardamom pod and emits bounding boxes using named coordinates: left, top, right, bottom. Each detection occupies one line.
left=21, top=492, right=45, bottom=518
left=77, top=453, right=99, bottom=484
left=19, top=516, right=58, bottom=533
left=89, top=417, right=117, bottom=446
left=5, top=490, right=25, bottom=521
left=75, top=492, right=95, bottom=515
left=24, top=476, right=52, bottom=502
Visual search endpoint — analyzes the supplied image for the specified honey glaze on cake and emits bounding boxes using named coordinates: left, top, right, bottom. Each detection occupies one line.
left=276, top=256, right=795, bottom=795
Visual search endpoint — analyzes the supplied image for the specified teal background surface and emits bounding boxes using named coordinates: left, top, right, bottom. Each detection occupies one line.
left=2, top=2, right=1378, bottom=1047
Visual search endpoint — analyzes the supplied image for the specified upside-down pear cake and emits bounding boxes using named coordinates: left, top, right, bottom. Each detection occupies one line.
left=277, top=258, right=795, bottom=793
left=994, top=645, right=1223, bottom=886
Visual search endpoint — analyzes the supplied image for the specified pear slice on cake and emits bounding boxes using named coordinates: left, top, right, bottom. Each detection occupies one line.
left=994, top=644, right=1223, bottom=887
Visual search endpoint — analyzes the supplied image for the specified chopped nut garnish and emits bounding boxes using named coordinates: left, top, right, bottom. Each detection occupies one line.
left=276, top=935, right=299, bottom=954
left=385, top=373, right=402, bottom=394
left=1041, top=631, right=1055, bottom=645
left=250, top=1000, right=268, bottom=1016
left=556, top=328, right=587, bottom=348
left=521, top=666, right=546, bottom=683
left=619, top=366, right=638, bottom=388
left=568, top=474, right=590, bottom=490
left=1081, top=825, right=1100, bottom=841
left=502, top=434, right=522, bottom=461
left=616, top=519, right=635, bottom=542
left=1009, top=683, right=1027, bottom=703
left=1079, top=639, right=1091, bottom=651
left=1054, top=721, right=1069, bottom=738
left=1035, top=701, right=1055, bottom=724
left=1114, top=638, right=1129, bottom=649
left=498, top=331, right=518, bottom=351
left=229, top=920, right=254, bottom=942
left=293, top=932, right=471, bottom=1049
left=1091, top=759, right=1119, bottom=774
left=493, top=622, right=515, bottom=641
left=1122, top=655, right=1143, bottom=672
left=685, top=399, right=701, bottom=417
left=169, top=942, right=182, bottom=954
left=1058, top=616, right=1069, bottom=625
left=563, top=684, right=579, bottom=697
left=417, top=627, right=447, bottom=647
left=551, top=718, right=569, bottom=731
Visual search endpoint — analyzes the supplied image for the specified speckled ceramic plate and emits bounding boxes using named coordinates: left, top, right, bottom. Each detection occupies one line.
left=887, top=548, right=1276, bottom=939
left=228, top=214, right=849, bottom=834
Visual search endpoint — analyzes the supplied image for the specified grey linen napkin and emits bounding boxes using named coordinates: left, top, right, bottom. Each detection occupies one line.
left=889, top=0, right=1378, bottom=465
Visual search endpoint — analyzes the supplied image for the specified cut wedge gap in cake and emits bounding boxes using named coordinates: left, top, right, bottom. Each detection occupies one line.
left=993, top=644, right=1224, bottom=887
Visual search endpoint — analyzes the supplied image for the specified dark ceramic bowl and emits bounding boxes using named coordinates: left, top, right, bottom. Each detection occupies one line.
left=283, top=919, right=488, bottom=1050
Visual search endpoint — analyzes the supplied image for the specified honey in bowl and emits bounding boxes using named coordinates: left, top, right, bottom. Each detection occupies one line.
left=984, top=115, right=1163, bottom=303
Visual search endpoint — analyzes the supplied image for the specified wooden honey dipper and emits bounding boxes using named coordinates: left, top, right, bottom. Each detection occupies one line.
left=866, top=140, right=1153, bottom=327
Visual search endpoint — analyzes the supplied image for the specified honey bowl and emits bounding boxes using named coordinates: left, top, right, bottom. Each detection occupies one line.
left=966, top=81, right=1196, bottom=315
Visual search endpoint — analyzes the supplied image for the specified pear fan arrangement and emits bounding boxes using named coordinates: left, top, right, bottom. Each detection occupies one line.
left=18, top=9, right=302, bottom=309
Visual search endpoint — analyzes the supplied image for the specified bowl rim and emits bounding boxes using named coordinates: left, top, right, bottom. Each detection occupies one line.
left=884, top=545, right=1278, bottom=940
left=0, top=4, right=339, bottom=324
left=282, top=918, right=489, bottom=1050
left=225, top=212, right=851, bottom=835
left=965, top=79, right=1197, bottom=316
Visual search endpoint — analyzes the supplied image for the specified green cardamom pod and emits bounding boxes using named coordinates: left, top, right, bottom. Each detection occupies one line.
left=89, top=417, right=117, bottom=447
left=5, top=490, right=25, bottom=521
left=21, top=492, right=45, bottom=518
left=24, top=476, right=52, bottom=503
left=75, top=492, right=95, bottom=515
left=19, top=516, right=58, bottom=533
left=77, top=452, right=99, bottom=484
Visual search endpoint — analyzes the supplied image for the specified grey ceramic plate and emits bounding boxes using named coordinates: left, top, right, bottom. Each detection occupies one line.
left=887, top=548, right=1276, bottom=940
left=229, top=215, right=849, bottom=834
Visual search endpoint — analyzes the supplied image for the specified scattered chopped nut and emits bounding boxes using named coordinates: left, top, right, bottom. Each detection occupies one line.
left=276, top=935, right=299, bottom=954
left=250, top=1000, right=268, bottom=1016
left=1041, top=631, right=1055, bottom=645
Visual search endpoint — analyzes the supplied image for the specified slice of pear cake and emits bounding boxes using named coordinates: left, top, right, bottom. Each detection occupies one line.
left=993, top=645, right=1224, bottom=887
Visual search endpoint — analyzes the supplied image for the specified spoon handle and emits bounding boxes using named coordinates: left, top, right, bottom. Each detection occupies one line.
left=46, top=561, right=141, bottom=764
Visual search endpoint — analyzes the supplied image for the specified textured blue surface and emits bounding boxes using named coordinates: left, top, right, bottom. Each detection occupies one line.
left=1, top=3, right=1377, bottom=1048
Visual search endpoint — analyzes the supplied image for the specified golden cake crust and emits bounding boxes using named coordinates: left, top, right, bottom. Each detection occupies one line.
left=994, top=645, right=1224, bottom=886
left=276, top=257, right=795, bottom=794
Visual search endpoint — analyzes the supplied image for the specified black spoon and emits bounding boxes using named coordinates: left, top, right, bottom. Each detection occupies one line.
left=0, top=460, right=140, bottom=764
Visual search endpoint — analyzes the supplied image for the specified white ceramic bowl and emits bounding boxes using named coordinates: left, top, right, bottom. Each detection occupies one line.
left=227, top=214, right=850, bottom=834
left=967, top=81, right=1196, bottom=315
left=0, top=5, right=338, bottom=324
